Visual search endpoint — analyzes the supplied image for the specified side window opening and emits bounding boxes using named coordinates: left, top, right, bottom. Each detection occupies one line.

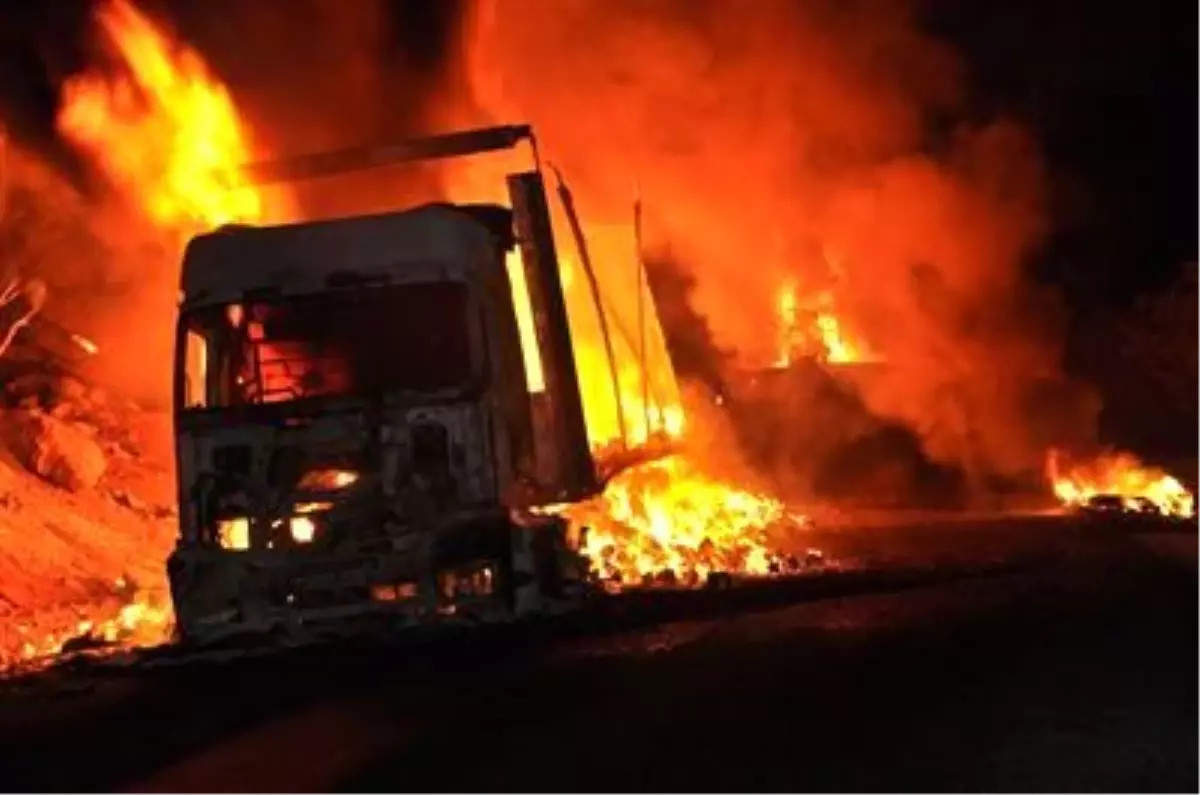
left=505, top=250, right=546, bottom=394
left=184, top=329, right=208, bottom=409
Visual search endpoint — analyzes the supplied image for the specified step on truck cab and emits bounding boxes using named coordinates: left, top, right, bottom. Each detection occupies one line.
left=168, top=125, right=601, bottom=645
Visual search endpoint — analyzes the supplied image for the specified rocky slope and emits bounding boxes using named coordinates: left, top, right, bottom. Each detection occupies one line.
left=0, top=366, right=176, bottom=669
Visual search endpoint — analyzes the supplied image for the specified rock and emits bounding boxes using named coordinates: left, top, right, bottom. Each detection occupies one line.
left=4, top=410, right=107, bottom=492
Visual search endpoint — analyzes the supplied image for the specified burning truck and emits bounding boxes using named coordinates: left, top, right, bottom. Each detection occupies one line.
left=166, top=126, right=622, bottom=644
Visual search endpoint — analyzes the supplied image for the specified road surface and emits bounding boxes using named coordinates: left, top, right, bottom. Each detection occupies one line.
left=0, top=517, right=1194, bottom=792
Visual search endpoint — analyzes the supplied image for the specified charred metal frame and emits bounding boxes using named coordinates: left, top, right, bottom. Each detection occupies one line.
left=244, top=125, right=536, bottom=185
left=507, top=172, right=595, bottom=500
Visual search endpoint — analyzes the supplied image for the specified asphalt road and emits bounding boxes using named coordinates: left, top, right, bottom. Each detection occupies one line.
left=0, top=517, right=1194, bottom=792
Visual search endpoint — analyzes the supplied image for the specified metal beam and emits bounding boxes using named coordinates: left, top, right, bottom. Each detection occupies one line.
left=508, top=171, right=598, bottom=501
left=243, top=124, right=535, bottom=186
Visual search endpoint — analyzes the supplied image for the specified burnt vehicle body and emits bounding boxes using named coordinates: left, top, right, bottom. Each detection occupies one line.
left=168, top=126, right=603, bottom=645
left=1078, top=494, right=1132, bottom=518
left=1075, top=493, right=1185, bottom=527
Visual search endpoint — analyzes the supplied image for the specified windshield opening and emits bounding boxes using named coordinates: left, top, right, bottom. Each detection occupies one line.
left=178, top=282, right=476, bottom=409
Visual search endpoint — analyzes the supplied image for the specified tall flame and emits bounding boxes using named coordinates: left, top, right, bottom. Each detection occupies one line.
left=57, top=0, right=269, bottom=234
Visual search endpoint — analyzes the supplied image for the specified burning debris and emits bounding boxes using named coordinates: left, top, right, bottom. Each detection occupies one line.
left=550, top=454, right=812, bottom=590
left=1047, top=449, right=1195, bottom=520
left=4, top=579, right=172, bottom=672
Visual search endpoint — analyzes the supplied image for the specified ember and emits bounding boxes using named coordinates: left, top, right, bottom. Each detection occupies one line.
left=71, top=334, right=100, bottom=355
left=1047, top=449, right=1195, bottom=519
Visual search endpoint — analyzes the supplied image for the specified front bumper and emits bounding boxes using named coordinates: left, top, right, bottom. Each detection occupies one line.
left=167, top=515, right=589, bottom=646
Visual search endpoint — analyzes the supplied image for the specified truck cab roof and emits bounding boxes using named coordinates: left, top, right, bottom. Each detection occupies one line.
left=180, top=202, right=514, bottom=308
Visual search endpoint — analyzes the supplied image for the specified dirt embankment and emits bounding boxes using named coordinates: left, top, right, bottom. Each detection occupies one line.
left=0, top=364, right=176, bottom=667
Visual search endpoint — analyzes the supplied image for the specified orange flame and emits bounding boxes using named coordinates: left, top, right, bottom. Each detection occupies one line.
left=774, top=280, right=873, bottom=366
left=57, top=0, right=272, bottom=234
left=1046, top=449, right=1195, bottom=519
left=7, top=578, right=173, bottom=671
left=447, top=160, right=686, bottom=449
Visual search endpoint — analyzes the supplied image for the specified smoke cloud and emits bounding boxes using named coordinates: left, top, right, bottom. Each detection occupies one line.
left=448, top=0, right=1098, bottom=486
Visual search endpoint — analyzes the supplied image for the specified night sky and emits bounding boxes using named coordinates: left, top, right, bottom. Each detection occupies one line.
left=0, top=0, right=1195, bottom=307
left=926, top=0, right=1197, bottom=304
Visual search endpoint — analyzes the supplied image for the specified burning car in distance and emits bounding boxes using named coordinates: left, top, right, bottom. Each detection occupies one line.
left=1071, top=492, right=1193, bottom=528
left=1046, top=448, right=1196, bottom=529
left=1079, top=494, right=1144, bottom=517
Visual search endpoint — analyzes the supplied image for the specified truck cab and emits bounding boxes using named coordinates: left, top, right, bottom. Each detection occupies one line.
left=167, top=134, right=601, bottom=644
